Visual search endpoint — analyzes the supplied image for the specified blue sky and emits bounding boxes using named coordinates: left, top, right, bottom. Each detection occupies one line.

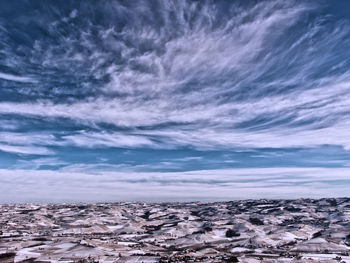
left=0, top=0, right=350, bottom=202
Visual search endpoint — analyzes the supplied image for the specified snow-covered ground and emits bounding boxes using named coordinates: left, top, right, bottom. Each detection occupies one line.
left=0, top=198, right=349, bottom=262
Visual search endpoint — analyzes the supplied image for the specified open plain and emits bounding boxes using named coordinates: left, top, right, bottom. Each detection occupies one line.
left=0, top=198, right=350, bottom=263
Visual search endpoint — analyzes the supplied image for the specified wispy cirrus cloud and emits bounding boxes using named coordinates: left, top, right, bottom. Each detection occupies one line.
left=0, top=167, right=349, bottom=203
left=14, top=157, right=68, bottom=169
left=0, top=132, right=59, bottom=155
left=0, top=144, right=54, bottom=155
left=0, top=72, right=35, bottom=83
left=1, top=22, right=350, bottom=151
left=1, top=78, right=350, bottom=150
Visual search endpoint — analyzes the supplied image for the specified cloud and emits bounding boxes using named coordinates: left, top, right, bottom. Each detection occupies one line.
left=0, top=167, right=349, bottom=202
left=0, top=132, right=59, bottom=155
left=0, top=144, right=54, bottom=155
left=0, top=72, right=35, bottom=83
left=1, top=79, right=350, bottom=151
left=0, top=0, right=349, bottom=151
left=14, top=157, right=68, bottom=169
left=0, top=132, right=57, bottom=145
left=62, top=131, right=155, bottom=148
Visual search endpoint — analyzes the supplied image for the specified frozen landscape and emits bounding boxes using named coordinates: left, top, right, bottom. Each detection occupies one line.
left=1, top=198, right=350, bottom=263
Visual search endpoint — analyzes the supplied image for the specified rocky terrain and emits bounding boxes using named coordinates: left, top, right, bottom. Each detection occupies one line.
left=0, top=198, right=350, bottom=262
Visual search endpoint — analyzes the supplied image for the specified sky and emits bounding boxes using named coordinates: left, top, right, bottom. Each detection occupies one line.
left=0, top=0, right=350, bottom=202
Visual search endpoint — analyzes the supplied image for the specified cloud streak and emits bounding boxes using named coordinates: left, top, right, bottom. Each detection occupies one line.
left=0, top=72, right=35, bottom=83
left=0, top=167, right=349, bottom=203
